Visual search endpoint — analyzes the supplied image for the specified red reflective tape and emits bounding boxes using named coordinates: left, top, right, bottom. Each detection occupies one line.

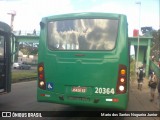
left=112, top=98, right=119, bottom=102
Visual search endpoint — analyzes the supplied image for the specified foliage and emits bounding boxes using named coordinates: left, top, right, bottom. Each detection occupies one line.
left=19, top=42, right=38, bottom=56
left=130, top=60, right=135, bottom=76
left=142, top=27, right=160, bottom=61
left=130, top=55, right=134, bottom=63
left=151, top=29, right=160, bottom=61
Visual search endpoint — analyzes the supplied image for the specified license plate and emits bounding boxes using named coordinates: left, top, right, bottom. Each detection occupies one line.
left=72, top=87, right=86, bottom=93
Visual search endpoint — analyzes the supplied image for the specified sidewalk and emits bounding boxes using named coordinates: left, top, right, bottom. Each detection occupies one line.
left=130, top=76, right=160, bottom=111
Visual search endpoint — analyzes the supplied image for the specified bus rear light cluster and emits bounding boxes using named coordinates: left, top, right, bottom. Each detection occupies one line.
left=38, top=63, right=46, bottom=90
left=116, top=64, right=127, bottom=94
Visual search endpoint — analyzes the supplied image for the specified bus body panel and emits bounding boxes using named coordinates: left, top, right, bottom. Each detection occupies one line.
left=37, top=13, right=129, bottom=110
left=0, top=21, right=11, bottom=94
left=38, top=87, right=128, bottom=110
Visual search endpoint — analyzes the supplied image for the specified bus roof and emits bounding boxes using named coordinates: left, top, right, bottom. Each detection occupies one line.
left=41, top=12, right=126, bottom=21
left=0, top=21, right=11, bottom=33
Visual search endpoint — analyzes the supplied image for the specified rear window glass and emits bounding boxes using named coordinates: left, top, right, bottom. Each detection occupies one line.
left=48, top=19, right=118, bottom=50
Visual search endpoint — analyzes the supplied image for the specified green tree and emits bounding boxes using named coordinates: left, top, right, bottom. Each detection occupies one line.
left=19, top=42, right=38, bottom=57
left=142, top=27, right=160, bottom=61
left=151, top=29, right=160, bottom=61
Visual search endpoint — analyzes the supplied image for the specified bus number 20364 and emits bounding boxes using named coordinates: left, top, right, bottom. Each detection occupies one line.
left=95, top=87, right=115, bottom=94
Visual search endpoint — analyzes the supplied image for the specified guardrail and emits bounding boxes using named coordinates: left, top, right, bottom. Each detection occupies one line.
left=13, top=31, right=40, bottom=36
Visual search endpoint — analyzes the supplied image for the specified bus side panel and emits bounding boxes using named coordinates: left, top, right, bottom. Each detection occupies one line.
left=0, top=32, right=11, bottom=94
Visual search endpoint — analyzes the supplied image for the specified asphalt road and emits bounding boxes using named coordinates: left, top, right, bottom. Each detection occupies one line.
left=0, top=78, right=159, bottom=120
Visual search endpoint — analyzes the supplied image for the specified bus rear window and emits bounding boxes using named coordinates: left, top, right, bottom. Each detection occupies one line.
left=48, top=19, right=118, bottom=50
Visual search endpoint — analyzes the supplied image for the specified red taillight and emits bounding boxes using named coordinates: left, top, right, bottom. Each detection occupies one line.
left=38, top=63, right=46, bottom=90
left=39, top=74, right=44, bottom=80
left=116, top=64, right=127, bottom=94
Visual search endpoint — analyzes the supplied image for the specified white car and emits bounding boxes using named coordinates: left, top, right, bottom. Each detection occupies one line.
left=13, top=62, right=20, bottom=69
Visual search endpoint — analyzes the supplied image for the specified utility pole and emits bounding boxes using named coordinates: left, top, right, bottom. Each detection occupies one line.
left=7, top=10, right=16, bottom=63
left=7, top=10, right=16, bottom=31
left=135, top=1, right=141, bottom=70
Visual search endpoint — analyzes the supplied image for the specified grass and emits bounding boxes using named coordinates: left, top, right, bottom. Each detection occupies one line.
left=12, top=70, right=37, bottom=83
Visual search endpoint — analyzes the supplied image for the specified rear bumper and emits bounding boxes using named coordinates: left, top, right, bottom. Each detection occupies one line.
left=37, top=89, right=128, bottom=110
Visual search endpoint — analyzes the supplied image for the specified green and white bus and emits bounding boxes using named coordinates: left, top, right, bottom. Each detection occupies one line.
left=37, top=12, right=130, bottom=110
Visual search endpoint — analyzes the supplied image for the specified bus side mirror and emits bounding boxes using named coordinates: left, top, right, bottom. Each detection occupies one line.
left=40, top=22, right=45, bottom=29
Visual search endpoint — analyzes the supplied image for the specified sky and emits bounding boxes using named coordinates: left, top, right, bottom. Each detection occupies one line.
left=0, top=0, right=159, bottom=36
